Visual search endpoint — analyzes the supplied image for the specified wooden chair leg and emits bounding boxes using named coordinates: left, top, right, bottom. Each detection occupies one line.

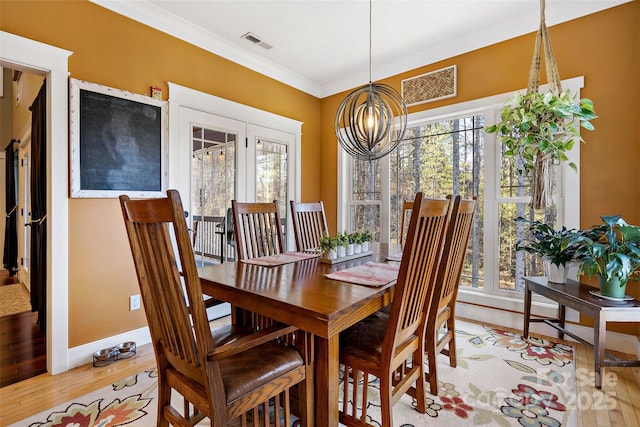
left=379, top=374, right=393, bottom=427
left=413, top=350, right=427, bottom=414
left=446, top=314, right=457, bottom=368
left=426, top=326, right=439, bottom=396
left=157, top=370, right=171, bottom=427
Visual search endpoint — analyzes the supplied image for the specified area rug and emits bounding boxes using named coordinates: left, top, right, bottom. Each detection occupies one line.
left=10, top=320, right=577, bottom=426
left=0, top=284, right=31, bottom=317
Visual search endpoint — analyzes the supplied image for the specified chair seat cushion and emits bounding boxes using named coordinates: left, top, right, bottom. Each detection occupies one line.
left=339, top=311, right=389, bottom=364
left=221, top=341, right=303, bottom=403
left=211, top=324, right=256, bottom=346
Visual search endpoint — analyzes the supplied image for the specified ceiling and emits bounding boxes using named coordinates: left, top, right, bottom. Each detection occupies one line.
left=91, top=0, right=630, bottom=98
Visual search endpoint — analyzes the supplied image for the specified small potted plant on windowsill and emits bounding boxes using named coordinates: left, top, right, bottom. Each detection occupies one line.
left=350, top=232, right=362, bottom=254
left=360, top=231, right=372, bottom=252
left=515, top=217, right=583, bottom=283
left=572, top=215, right=640, bottom=299
left=319, top=233, right=337, bottom=261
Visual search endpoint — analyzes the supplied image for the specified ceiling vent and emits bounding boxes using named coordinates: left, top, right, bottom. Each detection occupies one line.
left=241, top=32, right=273, bottom=50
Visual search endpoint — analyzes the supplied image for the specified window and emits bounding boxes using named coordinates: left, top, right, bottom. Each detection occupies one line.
left=339, top=78, right=583, bottom=308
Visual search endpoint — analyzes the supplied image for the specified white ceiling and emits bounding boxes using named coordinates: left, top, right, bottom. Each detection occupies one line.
left=91, top=0, right=630, bottom=98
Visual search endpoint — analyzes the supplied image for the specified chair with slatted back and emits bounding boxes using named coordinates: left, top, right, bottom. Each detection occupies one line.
left=290, top=201, right=329, bottom=252
left=338, top=193, right=451, bottom=427
left=120, top=190, right=310, bottom=427
left=231, top=200, right=285, bottom=261
left=424, top=195, right=477, bottom=395
left=399, top=200, right=413, bottom=245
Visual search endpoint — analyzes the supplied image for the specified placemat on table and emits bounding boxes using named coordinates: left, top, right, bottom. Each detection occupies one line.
left=240, top=251, right=320, bottom=267
left=385, top=252, right=403, bottom=262
left=325, top=261, right=399, bottom=287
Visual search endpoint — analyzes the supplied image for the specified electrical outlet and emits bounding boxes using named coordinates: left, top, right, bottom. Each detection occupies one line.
left=130, top=294, right=141, bottom=311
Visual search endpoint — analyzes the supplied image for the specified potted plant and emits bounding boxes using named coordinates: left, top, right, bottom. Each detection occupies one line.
left=319, top=233, right=337, bottom=261
left=341, top=230, right=355, bottom=256
left=334, top=233, right=347, bottom=258
left=360, top=230, right=372, bottom=252
left=350, top=232, right=362, bottom=254
left=486, top=90, right=597, bottom=210
left=515, top=217, right=582, bottom=283
left=573, top=215, right=640, bottom=299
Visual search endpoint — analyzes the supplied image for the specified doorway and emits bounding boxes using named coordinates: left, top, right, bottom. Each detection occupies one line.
left=0, top=70, right=47, bottom=387
left=172, top=85, right=301, bottom=260
left=1, top=30, right=72, bottom=377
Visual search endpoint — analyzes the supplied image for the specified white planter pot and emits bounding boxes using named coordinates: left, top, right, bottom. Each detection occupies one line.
left=346, top=244, right=354, bottom=256
left=544, top=260, right=567, bottom=284
left=353, top=243, right=362, bottom=254
left=362, top=241, right=369, bottom=252
left=337, top=246, right=346, bottom=258
left=324, top=249, right=337, bottom=260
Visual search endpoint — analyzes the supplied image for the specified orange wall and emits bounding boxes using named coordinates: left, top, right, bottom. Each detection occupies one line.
left=1, top=0, right=322, bottom=347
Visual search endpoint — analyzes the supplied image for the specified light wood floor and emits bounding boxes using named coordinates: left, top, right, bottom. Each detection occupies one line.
left=1, top=319, right=638, bottom=426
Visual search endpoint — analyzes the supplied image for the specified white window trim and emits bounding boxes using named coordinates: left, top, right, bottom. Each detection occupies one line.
left=338, top=76, right=585, bottom=320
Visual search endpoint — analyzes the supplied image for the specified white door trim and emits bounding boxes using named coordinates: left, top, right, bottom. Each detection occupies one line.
left=167, top=82, right=302, bottom=213
left=0, top=31, right=72, bottom=374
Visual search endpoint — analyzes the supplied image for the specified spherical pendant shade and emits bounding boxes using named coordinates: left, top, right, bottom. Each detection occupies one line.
left=335, top=83, right=408, bottom=161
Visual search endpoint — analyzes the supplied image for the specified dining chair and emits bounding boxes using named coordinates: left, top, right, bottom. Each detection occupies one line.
left=338, top=193, right=451, bottom=427
left=120, top=190, right=310, bottom=427
left=232, top=200, right=285, bottom=261
left=290, top=200, right=329, bottom=252
left=424, top=195, right=477, bottom=395
left=399, top=200, right=413, bottom=245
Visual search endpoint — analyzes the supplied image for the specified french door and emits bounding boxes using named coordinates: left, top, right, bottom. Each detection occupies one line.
left=179, top=107, right=297, bottom=261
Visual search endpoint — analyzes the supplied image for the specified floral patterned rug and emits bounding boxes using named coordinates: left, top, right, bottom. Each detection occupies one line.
left=10, top=320, right=576, bottom=427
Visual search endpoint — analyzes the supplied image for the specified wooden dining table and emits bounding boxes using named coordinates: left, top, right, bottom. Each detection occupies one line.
left=198, top=243, right=398, bottom=427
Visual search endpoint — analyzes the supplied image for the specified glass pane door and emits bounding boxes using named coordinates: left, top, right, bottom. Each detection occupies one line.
left=191, top=126, right=237, bottom=264
left=256, top=138, right=288, bottom=237
left=248, top=125, right=296, bottom=250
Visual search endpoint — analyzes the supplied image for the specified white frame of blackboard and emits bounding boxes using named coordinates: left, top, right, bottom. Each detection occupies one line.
left=69, top=78, right=168, bottom=198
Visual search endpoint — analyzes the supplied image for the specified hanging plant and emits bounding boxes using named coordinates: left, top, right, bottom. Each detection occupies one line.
left=486, top=89, right=596, bottom=175
left=485, top=0, right=597, bottom=210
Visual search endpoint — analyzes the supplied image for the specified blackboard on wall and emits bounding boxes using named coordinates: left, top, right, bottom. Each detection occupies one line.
left=70, top=79, right=167, bottom=198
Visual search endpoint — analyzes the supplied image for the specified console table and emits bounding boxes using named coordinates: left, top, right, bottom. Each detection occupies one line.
left=523, top=276, right=640, bottom=388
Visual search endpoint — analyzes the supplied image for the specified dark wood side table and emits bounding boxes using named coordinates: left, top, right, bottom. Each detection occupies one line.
left=523, top=276, right=640, bottom=388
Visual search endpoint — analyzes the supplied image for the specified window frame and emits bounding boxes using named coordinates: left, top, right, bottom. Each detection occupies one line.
left=338, top=76, right=584, bottom=315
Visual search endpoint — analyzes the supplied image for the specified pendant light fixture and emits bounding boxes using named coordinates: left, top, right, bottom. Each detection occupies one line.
left=335, top=0, right=408, bottom=161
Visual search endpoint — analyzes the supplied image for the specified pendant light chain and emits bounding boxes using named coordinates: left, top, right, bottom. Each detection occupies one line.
left=368, top=0, right=372, bottom=84
left=334, top=0, right=408, bottom=161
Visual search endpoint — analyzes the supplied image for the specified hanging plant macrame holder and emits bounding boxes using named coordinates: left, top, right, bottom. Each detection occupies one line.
left=526, top=0, right=563, bottom=210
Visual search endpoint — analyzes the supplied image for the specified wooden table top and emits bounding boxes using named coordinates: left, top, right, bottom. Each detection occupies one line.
left=524, top=276, right=640, bottom=311
left=198, top=243, right=398, bottom=338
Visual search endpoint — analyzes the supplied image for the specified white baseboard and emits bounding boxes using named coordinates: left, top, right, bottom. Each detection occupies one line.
left=67, top=326, right=152, bottom=369
left=457, top=301, right=640, bottom=358
left=65, top=304, right=230, bottom=370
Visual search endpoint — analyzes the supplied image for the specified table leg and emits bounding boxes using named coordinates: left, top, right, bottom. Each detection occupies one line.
left=523, top=284, right=532, bottom=338
left=315, top=335, right=340, bottom=427
left=558, top=304, right=566, bottom=340
left=594, top=313, right=606, bottom=388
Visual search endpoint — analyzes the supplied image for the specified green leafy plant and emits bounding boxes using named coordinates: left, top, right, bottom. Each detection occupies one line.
left=515, top=217, right=582, bottom=267
left=486, top=90, right=597, bottom=176
left=572, top=215, right=640, bottom=287
left=336, top=231, right=350, bottom=249
left=319, top=233, right=337, bottom=253
left=349, top=232, right=362, bottom=244
left=359, top=230, right=372, bottom=243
